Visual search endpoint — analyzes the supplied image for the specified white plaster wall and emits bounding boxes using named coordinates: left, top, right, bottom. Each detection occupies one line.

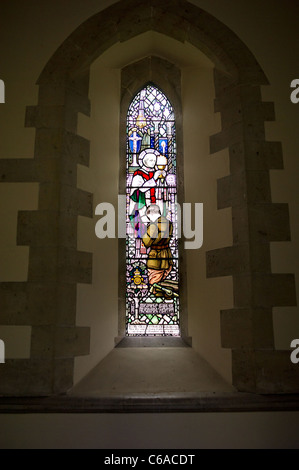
left=182, top=65, right=233, bottom=382
left=75, top=64, right=120, bottom=384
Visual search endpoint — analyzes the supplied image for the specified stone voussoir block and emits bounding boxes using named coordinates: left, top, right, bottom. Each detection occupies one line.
left=215, top=83, right=262, bottom=107
left=38, top=84, right=91, bottom=116
left=213, top=68, right=238, bottom=96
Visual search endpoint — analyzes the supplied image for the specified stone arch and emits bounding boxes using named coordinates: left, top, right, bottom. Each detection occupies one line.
left=37, top=0, right=266, bottom=86
left=1, top=0, right=298, bottom=396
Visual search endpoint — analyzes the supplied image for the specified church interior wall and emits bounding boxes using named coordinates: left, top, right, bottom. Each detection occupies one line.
left=0, top=0, right=299, bottom=447
left=0, top=0, right=298, bottom=390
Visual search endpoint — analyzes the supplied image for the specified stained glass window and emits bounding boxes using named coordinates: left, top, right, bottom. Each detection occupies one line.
left=126, top=84, right=180, bottom=336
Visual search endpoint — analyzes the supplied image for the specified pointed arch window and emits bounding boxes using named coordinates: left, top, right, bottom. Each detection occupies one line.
left=125, top=84, right=180, bottom=336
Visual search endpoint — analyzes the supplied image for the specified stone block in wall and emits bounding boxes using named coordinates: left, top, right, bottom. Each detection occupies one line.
left=252, top=273, right=297, bottom=307
left=58, top=249, right=93, bottom=284
left=38, top=84, right=91, bottom=116
left=53, top=358, right=74, bottom=394
left=229, top=141, right=284, bottom=173
left=0, top=159, right=38, bottom=183
left=67, top=11, right=119, bottom=62
left=215, top=85, right=268, bottom=130
left=206, top=245, right=249, bottom=278
left=248, top=203, right=291, bottom=242
left=55, top=326, right=90, bottom=358
left=221, top=307, right=274, bottom=349
left=246, top=170, right=272, bottom=204
left=117, top=1, right=152, bottom=42
left=30, top=325, right=55, bottom=359
left=247, top=241, right=271, bottom=273
left=232, top=349, right=299, bottom=393
left=217, top=174, right=232, bottom=209
left=210, top=121, right=243, bottom=154
left=25, top=105, right=78, bottom=133
left=17, top=210, right=78, bottom=249
left=254, top=350, right=299, bottom=393
left=217, top=171, right=272, bottom=209
left=0, top=282, right=77, bottom=326
left=213, top=68, right=238, bottom=95
left=37, top=39, right=91, bottom=87
left=28, top=246, right=60, bottom=282
left=233, top=273, right=297, bottom=308
left=0, top=356, right=75, bottom=396
left=232, top=202, right=291, bottom=244
left=28, top=247, right=92, bottom=284
left=214, top=83, right=262, bottom=110
left=38, top=183, right=93, bottom=217
left=30, top=326, right=90, bottom=359
left=151, top=4, right=188, bottom=43
left=0, top=359, right=53, bottom=396
left=36, top=157, right=77, bottom=186
left=34, top=129, right=90, bottom=167
left=0, top=283, right=28, bottom=325
left=232, top=204, right=249, bottom=244
left=24, top=106, right=38, bottom=128
left=27, top=282, right=77, bottom=326
left=217, top=99, right=274, bottom=133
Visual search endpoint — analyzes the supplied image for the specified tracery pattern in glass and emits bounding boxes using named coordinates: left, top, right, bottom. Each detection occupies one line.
left=126, top=84, right=180, bottom=336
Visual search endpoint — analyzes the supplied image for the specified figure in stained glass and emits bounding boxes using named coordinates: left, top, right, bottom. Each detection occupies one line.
left=142, top=204, right=173, bottom=286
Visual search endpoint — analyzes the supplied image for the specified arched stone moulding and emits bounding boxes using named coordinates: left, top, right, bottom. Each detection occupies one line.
left=0, top=0, right=297, bottom=395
